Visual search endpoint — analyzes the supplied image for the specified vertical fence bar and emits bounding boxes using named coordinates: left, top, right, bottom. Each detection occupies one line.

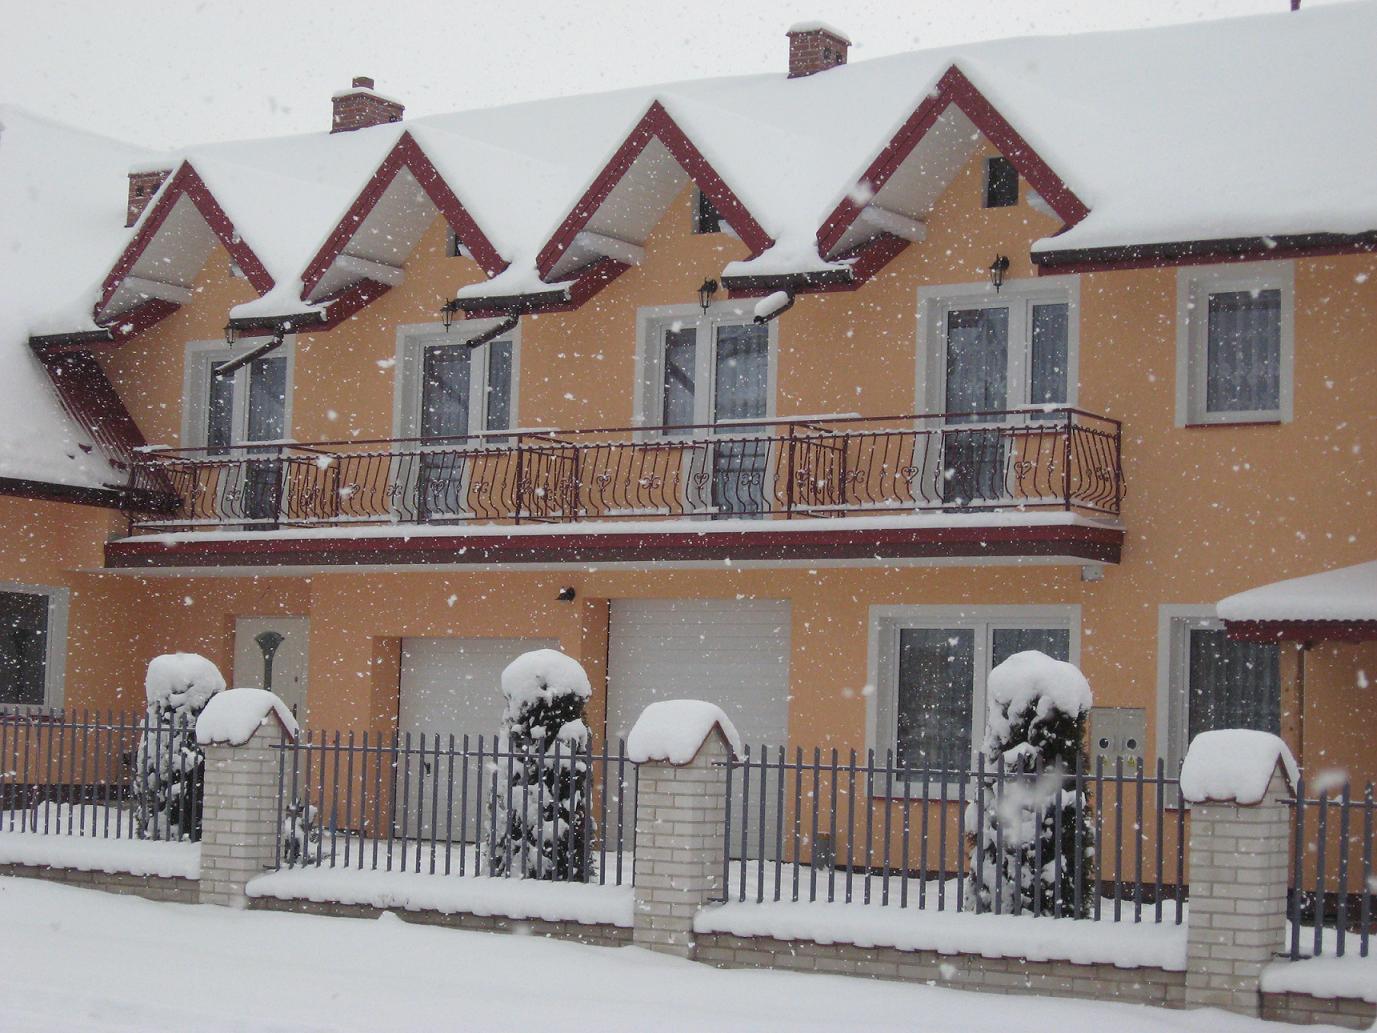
left=288, top=730, right=302, bottom=869
left=900, top=762, right=913, bottom=910
left=21, top=714, right=33, bottom=834
left=615, top=739, right=626, bottom=886
left=330, top=730, right=342, bottom=867
left=845, top=749, right=857, bottom=905
left=315, top=732, right=328, bottom=866
left=1335, top=781, right=1351, bottom=957
left=1052, top=759, right=1064, bottom=918
left=862, top=749, right=874, bottom=905
left=919, top=764, right=931, bottom=911
left=809, top=747, right=821, bottom=903
left=881, top=749, right=894, bottom=907
left=78, top=708, right=91, bottom=836
left=827, top=748, right=838, bottom=905
left=991, top=758, right=1002, bottom=916
left=459, top=734, right=470, bottom=877
left=1175, top=771, right=1186, bottom=926
left=399, top=731, right=412, bottom=873
left=1359, top=784, right=1372, bottom=958
left=386, top=732, right=398, bottom=873
left=1314, top=788, right=1329, bottom=958
left=956, top=761, right=968, bottom=914
left=773, top=745, right=785, bottom=903
left=55, top=710, right=66, bottom=835
left=444, top=734, right=455, bottom=876
left=792, top=746, right=803, bottom=903
left=756, top=744, right=767, bottom=903
left=1134, top=760, right=1144, bottom=923
left=503, top=741, right=515, bottom=878
left=596, top=738, right=608, bottom=886
left=1154, top=758, right=1165, bottom=924
left=1113, top=756, right=1124, bottom=922
left=738, top=744, right=750, bottom=902
left=344, top=731, right=355, bottom=869
left=0, top=716, right=9, bottom=833
left=1290, top=772, right=1305, bottom=960
left=475, top=736, right=486, bottom=877
left=273, top=737, right=287, bottom=869
left=428, top=734, right=441, bottom=875
left=1093, top=756, right=1104, bottom=921
left=722, top=749, right=734, bottom=902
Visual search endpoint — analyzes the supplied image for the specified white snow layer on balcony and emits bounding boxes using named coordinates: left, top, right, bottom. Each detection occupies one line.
left=1216, top=560, right=1377, bottom=623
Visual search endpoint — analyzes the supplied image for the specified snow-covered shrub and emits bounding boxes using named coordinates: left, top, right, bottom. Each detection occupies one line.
left=487, top=649, right=595, bottom=881
left=965, top=650, right=1095, bottom=917
left=135, top=653, right=225, bottom=841
left=281, top=801, right=320, bottom=865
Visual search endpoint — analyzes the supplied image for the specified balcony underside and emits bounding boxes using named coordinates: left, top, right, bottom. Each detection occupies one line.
left=104, top=513, right=1123, bottom=571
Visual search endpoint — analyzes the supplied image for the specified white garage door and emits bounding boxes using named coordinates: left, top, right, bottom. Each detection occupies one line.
left=399, top=636, right=558, bottom=740
left=607, top=598, right=791, bottom=747
left=399, top=637, right=557, bottom=843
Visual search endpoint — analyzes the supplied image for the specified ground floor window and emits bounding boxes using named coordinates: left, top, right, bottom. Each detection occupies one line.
left=871, top=607, right=1076, bottom=778
left=0, top=586, right=65, bottom=707
left=1160, top=609, right=1280, bottom=770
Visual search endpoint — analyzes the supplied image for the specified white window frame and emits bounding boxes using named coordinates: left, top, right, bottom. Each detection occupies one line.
left=392, top=320, right=522, bottom=440
left=1175, top=261, right=1295, bottom=427
left=181, top=337, right=296, bottom=448
left=916, top=275, right=1080, bottom=416
left=634, top=301, right=778, bottom=431
left=867, top=604, right=1080, bottom=787
left=0, top=581, right=69, bottom=710
left=1155, top=604, right=1284, bottom=774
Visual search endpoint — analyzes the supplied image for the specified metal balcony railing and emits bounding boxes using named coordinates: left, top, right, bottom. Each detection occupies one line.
left=127, top=408, right=1123, bottom=533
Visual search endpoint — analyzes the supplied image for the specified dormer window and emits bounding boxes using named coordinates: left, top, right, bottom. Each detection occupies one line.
left=692, top=188, right=724, bottom=235
left=983, top=156, right=1019, bottom=209
left=447, top=228, right=471, bottom=259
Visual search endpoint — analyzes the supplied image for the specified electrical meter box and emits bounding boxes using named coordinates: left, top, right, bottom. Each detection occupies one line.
left=1088, top=707, right=1148, bottom=773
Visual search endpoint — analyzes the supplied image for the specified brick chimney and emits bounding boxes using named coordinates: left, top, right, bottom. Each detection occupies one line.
left=331, top=76, right=404, bottom=134
left=126, top=168, right=172, bottom=227
left=786, top=23, right=850, bottom=78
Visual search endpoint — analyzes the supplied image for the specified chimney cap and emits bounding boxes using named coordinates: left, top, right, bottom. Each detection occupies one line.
left=352, top=75, right=375, bottom=90
left=786, top=21, right=851, bottom=45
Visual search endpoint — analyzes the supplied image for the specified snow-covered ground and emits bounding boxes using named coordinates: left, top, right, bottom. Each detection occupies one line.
left=0, top=877, right=1354, bottom=1033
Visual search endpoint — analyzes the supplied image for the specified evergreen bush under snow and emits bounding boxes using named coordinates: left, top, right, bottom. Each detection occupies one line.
left=965, top=650, right=1095, bottom=917
left=487, top=649, right=594, bottom=881
left=134, top=652, right=225, bottom=842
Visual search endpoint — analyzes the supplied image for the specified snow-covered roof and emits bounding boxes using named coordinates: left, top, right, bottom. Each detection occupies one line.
left=1216, top=560, right=1377, bottom=624
left=23, top=5, right=1377, bottom=375
left=0, top=106, right=151, bottom=489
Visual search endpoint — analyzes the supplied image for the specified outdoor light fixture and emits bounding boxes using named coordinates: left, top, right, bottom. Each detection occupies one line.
left=989, top=254, right=1010, bottom=293
left=697, top=277, right=719, bottom=312
left=440, top=298, right=459, bottom=332
left=556, top=586, right=577, bottom=602
left=223, top=322, right=238, bottom=346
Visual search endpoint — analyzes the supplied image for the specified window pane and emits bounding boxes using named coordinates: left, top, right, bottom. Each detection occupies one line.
left=661, top=326, right=696, bottom=428
left=421, top=345, right=472, bottom=440
left=246, top=355, right=287, bottom=442
left=896, top=628, right=974, bottom=773
left=713, top=322, right=768, bottom=425
left=991, top=627, right=1070, bottom=668
left=0, top=591, right=48, bottom=706
left=485, top=340, right=513, bottom=433
left=1030, top=303, right=1069, bottom=406
left=1205, top=288, right=1281, bottom=414
left=206, top=363, right=235, bottom=453
left=984, top=156, right=1019, bottom=208
left=945, top=307, right=1009, bottom=421
left=1186, top=628, right=1280, bottom=744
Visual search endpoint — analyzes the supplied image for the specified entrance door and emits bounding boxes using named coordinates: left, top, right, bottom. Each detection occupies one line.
left=399, top=636, right=558, bottom=842
left=233, top=616, right=309, bottom=720
left=609, top=598, right=791, bottom=857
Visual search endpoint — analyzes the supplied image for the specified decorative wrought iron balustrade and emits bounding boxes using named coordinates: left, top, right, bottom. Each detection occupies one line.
left=127, top=408, right=1123, bottom=532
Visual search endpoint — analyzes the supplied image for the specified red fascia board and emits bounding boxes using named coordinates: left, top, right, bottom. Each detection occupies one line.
left=1224, top=619, right=1377, bottom=644
left=724, top=234, right=910, bottom=299
left=0, top=476, right=132, bottom=511
left=534, top=102, right=774, bottom=279
left=456, top=257, right=631, bottom=319
left=817, top=65, right=1089, bottom=258
left=29, top=299, right=181, bottom=356
left=97, top=163, right=274, bottom=317
left=105, top=522, right=1123, bottom=569
left=1033, top=232, right=1377, bottom=275
left=299, top=132, right=509, bottom=299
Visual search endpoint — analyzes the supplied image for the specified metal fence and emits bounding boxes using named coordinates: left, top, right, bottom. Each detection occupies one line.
left=127, top=408, right=1124, bottom=532
left=1289, top=775, right=1375, bottom=959
left=0, top=708, right=203, bottom=843
left=272, top=730, right=639, bottom=886
left=719, top=746, right=1188, bottom=924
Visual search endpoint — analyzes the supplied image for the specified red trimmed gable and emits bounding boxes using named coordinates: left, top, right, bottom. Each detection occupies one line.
left=96, top=162, right=274, bottom=323
left=534, top=102, right=774, bottom=280
left=816, top=65, right=1089, bottom=261
left=299, top=131, right=509, bottom=304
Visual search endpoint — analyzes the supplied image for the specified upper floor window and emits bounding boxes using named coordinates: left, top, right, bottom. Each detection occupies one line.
left=397, top=329, right=515, bottom=441
left=692, top=188, right=731, bottom=236
left=0, top=585, right=67, bottom=708
left=1159, top=608, right=1281, bottom=771
left=983, top=156, right=1019, bottom=209
left=1176, top=262, right=1294, bottom=425
left=871, top=606, right=1077, bottom=777
left=184, top=340, right=291, bottom=451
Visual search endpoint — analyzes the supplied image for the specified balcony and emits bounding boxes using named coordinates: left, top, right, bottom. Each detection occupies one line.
left=110, top=409, right=1124, bottom=569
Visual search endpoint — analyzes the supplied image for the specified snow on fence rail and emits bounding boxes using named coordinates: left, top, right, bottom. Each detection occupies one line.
left=0, top=708, right=204, bottom=845
left=1288, top=774, right=1376, bottom=959
left=719, top=745, right=1189, bottom=924
left=271, top=730, right=638, bottom=888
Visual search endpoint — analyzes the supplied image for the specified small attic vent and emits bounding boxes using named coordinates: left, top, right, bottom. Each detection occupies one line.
left=983, top=157, right=1019, bottom=209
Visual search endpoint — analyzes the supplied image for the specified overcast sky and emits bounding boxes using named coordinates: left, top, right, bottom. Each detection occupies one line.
left=0, top=0, right=1343, bottom=150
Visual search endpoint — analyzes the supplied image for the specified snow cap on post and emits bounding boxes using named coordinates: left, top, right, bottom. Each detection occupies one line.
left=628, top=699, right=742, bottom=764
left=1180, top=729, right=1298, bottom=805
left=195, top=688, right=300, bottom=747
left=145, top=652, right=226, bottom=717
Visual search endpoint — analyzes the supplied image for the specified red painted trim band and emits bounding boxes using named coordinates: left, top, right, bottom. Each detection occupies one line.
left=1224, top=619, right=1377, bottom=644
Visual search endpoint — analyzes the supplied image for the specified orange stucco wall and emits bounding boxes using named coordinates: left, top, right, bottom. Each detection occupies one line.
left=7, top=142, right=1374, bottom=790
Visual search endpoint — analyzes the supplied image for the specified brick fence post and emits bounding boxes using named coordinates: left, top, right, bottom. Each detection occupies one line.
left=631, top=711, right=733, bottom=958
left=1181, top=732, right=1296, bottom=1016
left=196, top=691, right=297, bottom=907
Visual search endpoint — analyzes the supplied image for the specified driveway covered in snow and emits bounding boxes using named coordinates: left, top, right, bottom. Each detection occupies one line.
left=0, top=878, right=1345, bottom=1033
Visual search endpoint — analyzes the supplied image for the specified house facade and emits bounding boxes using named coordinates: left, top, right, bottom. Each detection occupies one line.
left=3, top=9, right=1375, bottom=793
